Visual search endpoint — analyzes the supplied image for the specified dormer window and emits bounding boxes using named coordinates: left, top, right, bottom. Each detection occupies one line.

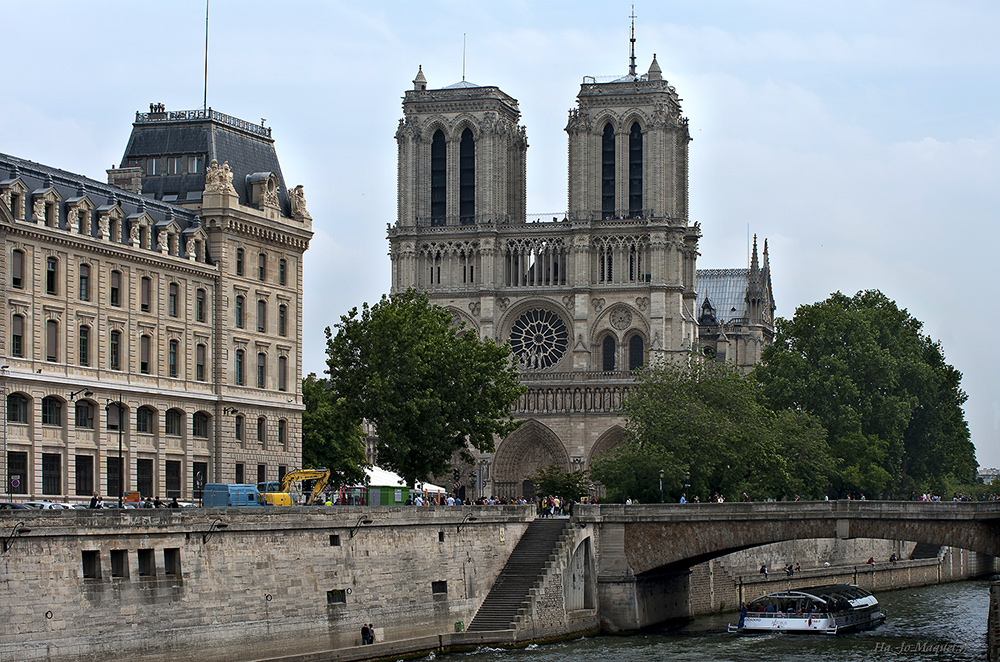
left=188, top=156, right=203, bottom=173
left=146, top=159, right=160, bottom=176
left=167, top=157, right=181, bottom=175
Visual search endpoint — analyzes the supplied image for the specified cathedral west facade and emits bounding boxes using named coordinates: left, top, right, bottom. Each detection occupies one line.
left=1, top=107, right=312, bottom=501
left=389, top=50, right=774, bottom=499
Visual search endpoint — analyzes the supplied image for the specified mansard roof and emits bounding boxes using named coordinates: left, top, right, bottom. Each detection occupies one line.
left=0, top=152, right=207, bottom=260
left=119, top=106, right=291, bottom=216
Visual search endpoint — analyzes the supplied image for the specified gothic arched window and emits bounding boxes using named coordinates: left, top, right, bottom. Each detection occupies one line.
left=602, top=336, right=616, bottom=371
left=430, top=130, right=446, bottom=225
left=602, top=123, right=616, bottom=217
left=629, top=121, right=643, bottom=216
left=460, top=128, right=475, bottom=225
left=628, top=334, right=644, bottom=371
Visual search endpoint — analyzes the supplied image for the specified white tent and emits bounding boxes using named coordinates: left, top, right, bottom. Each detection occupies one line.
left=366, top=466, right=446, bottom=494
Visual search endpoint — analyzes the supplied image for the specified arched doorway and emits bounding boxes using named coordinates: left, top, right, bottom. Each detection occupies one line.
left=492, top=420, right=569, bottom=499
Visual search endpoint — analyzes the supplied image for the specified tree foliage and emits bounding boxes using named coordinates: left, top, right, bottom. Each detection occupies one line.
left=755, top=290, right=976, bottom=497
left=532, top=465, right=591, bottom=502
left=325, top=289, right=525, bottom=486
left=592, top=357, right=828, bottom=502
left=301, top=374, right=368, bottom=488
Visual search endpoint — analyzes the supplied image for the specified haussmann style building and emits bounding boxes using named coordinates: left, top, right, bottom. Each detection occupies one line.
left=388, top=47, right=775, bottom=500
left=1, top=105, right=312, bottom=502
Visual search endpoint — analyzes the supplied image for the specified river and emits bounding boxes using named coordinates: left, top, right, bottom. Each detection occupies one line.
left=432, top=578, right=992, bottom=662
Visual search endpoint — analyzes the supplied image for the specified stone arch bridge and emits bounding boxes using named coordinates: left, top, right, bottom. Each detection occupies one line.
left=576, top=501, right=1000, bottom=630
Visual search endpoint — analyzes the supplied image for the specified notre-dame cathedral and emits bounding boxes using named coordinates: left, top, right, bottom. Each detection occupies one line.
left=388, top=46, right=774, bottom=500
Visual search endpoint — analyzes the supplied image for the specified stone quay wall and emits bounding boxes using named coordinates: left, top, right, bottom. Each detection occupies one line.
left=0, top=506, right=534, bottom=662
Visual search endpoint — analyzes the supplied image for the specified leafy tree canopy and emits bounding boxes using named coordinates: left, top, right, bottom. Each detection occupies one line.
left=755, top=290, right=976, bottom=497
left=325, top=289, right=525, bottom=487
left=592, top=357, right=829, bottom=502
left=301, top=374, right=368, bottom=488
left=532, top=465, right=591, bottom=502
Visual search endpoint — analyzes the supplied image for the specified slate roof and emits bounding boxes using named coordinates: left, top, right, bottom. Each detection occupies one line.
left=120, top=107, right=291, bottom=216
left=0, top=152, right=206, bottom=260
left=696, top=269, right=749, bottom=323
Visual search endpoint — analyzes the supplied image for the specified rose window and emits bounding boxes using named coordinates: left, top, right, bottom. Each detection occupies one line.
left=509, top=309, right=569, bottom=370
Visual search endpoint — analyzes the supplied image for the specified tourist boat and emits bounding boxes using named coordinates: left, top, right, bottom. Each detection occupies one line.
left=728, top=584, right=886, bottom=635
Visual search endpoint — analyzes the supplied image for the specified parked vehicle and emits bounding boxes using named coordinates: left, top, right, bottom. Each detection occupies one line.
left=260, top=469, right=331, bottom=506
left=22, top=501, right=67, bottom=509
left=0, top=502, right=28, bottom=510
left=201, top=484, right=266, bottom=507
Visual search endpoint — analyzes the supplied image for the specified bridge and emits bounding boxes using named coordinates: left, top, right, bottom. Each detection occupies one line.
left=575, top=500, right=1000, bottom=630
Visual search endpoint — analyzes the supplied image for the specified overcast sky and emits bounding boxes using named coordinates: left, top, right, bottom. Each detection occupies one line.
left=4, top=1, right=998, bottom=470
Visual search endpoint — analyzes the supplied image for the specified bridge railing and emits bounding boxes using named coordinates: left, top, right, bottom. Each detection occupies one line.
left=574, top=500, right=1000, bottom=521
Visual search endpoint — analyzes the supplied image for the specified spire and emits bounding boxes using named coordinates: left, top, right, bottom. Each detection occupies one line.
left=628, top=6, right=637, bottom=77
left=750, top=234, right=760, bottom=274
left=647, top=53, right=662, bottom=81
left=413, top=65, right=427, bottom=91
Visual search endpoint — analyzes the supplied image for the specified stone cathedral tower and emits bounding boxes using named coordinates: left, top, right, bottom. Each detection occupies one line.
left=388, top=42, right=762, bottom=499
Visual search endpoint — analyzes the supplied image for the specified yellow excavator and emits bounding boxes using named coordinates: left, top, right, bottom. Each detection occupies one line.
left=260, top=468, right=331, bottom=506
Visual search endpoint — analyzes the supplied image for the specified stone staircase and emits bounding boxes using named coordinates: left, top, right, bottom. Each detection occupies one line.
left=466, top=518, right=570, bottom=632
left=909, top=542, right=942, bottom=560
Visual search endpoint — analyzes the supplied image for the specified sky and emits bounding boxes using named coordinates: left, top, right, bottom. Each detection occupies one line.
left=3, top=1, right=999, bottom=469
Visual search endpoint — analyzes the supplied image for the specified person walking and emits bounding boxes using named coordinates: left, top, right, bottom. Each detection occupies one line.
left=361, top=623, right=370, bottom=645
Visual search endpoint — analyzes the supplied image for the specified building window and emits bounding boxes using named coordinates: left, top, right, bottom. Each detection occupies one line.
left=140, top=276, right=151, bottom=312
left=165, top=409, right=182, bottom=436
left=257, top=463, right=266, bottom=485
left=78, top=325, right=91, bottom=366
left=167, top=157, right=181, bottom=175
left=257, top=416, right=266, bottom=445
left=459, top=128, right=475, bottom=224
left=602, top=336, right=616, bottom=372
left=257, top=352, right=266, bottom=388
left=46, top=257, right=58, bottom=295
left=75, top=455, right=94, bottom=496
left=106, top=402, right=122, bottom=431
left=168, top=283, right=179, bottom=317
left=137, top=406, right=155, bottom=434
left=137, top=459, right=153, bottom=498
left=79, top=264, right=90, bottom=301
left=75, top=401, right=94, bottom=429
left=235, top=295, right=245, bottom=328
left=193, top=412, right=209, bottom=438
left=7, top=451, right=28, bottom=494
left=168, top=339, right=179, bottom=377
left=196, top=344, right=206, bottom=381
left=41, top=396, right=62, bottom=426
left=278, top=419, right=287, bottom=450
left=146, top=158, right=160, bottom=176
left=235, top=462, right=245, bottom=484
left=82, top=550, right=101, bottom=580
left=257, top=299, right=266, bottom=333
left=235, top=349, right=245, bottom=385
left=278, top=356, right=287, bottom=392
left=279, top=259, right=287, bottom=286
left=46, top=319, right=59, bottom=362
left=188, top=155, right=203, bottom=173
left=629, top=121, right=643, bottom=216
left=42, top=453, right=61, bottom=495
left=11, top=314, right=24, bottom=358
left=110, top=270, right=121, bottom=306
left=140, top=335, right=151, bottom=374
left=235, top=248, right=244, bottom=276
left=196, top=288, right=206, bottom=322
left=628, top=335, right=645, bottom=371
left=7, top=393, right=28, bottom=423
left=11, top=249, right=24, bottom=289
left=430, top=130, right=446, bottom=224
left=110, top=330, right=121, bottom=370
left=278, top=305, right=287, bottom=337
left=602, top=123, right=615, bottom=217
left=235, top=414, right=245, bottom=443
left=165, top=460, right=181, bottom=499
left=258, top=253, right=266, bottom=281
left=138, top=548, right=155, bottom=577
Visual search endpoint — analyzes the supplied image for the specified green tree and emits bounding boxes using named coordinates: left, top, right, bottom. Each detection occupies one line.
left=755, top=290, right=976, bottom=497
left=326, top=289, right=525, bottom=486
left=301, top=374, right=368, bottom=488
left=532, top=465, right=591, bottom=502
left=592, top=357, right=821, bottom=502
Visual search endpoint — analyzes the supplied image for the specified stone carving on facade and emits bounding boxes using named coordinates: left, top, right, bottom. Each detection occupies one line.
left=609, top=307, right=632, bottom=330
left=468, top=302, right=480, bottom=317
left=635, top=296, right=649, bottom=311
left=289, top=184, right=312, bottom=220
left=129, top=221, right=139, bottom=245
left=205, top=159, right=237, bottom=195
left=591, top=298, right=605, bottom=312
left=565, top=108, right=592, bottom=134
left=497, top=297, right=510, bottom=311
left=98, top=215, right=109, bottom=240
left=562, top=295, right=573, bottom=308
left=395, top=116, right=421, bottom=141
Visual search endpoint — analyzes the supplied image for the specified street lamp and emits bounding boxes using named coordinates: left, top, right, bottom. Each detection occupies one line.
left=1, top=365, right=8, bottom=495
left=659, top=468, right=664, bottom=503
left=106, top=398, right=125, bottom=508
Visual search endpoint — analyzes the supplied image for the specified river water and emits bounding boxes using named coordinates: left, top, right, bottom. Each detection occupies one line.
left=432, top=578, right=992, bottom=662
